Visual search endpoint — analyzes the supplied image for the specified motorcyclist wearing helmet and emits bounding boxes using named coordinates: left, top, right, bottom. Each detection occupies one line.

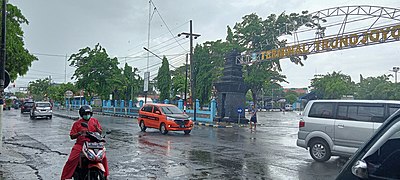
left=61, top=105, right=109, bottom=180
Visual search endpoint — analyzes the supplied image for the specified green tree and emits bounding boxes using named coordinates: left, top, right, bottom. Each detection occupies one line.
left=69, top=43, right=122, bottom=101
left=232, top=12, right=319, bottom=106
left=193, top=40, right=231, bottom=106
left=310, top=71, right=355, bottom=99
left=356, top=75, right=400, bottom=100
left=15, top=92, right=26, bottom=99
left=118, top=63, right=142, bottom=102
left=156, top=56, right=171, bottom=101
left=2, top=3, right=37, bottom=80
left=285, top=94, right=298, bottom=104
left=28, top=78, right=51, bottom=100
left=48, top=83, right=77, bottom=105
left=171, top=65, right=187, bottom=98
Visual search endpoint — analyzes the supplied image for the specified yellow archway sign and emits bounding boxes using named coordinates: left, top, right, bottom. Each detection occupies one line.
left=238, top=23, right=400, bottom=64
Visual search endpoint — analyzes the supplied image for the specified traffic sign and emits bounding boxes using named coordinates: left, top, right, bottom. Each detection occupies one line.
left=237, top=107, right=243, bottom=114
left=65, top=90, right=73, bottom=98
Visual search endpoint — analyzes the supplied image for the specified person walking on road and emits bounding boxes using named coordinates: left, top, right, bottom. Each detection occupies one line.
left=250, top=105, right=257, bottom=129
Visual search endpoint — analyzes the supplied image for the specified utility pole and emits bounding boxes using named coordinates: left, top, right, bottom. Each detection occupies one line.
left=144, top=0, right=152, bottom=104
left=131, top=72, right=134, bottom=101
left=178, top=20, right=200, bottom=120
left=0, top=0, right=6, bottom=107
left=65, top=54, right=67, bottom=83
left=184, top=53, right=188, bottom=112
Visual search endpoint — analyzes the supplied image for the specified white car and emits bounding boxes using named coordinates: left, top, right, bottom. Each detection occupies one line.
left=30, top=101, right=53, bottom=120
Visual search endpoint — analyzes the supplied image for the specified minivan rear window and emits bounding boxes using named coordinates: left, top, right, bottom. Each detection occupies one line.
left=308, top=102, right=335, bottom=118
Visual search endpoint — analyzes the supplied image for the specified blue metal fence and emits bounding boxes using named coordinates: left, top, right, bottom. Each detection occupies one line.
left=99, top=98, right=217, bottom=123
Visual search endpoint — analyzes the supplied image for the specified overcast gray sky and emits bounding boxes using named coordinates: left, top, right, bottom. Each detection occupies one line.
left=9, top=0, right=400, bottom=91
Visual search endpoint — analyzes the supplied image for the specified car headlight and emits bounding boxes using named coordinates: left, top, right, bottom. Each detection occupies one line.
left=167, top=117, right=175, bottom=121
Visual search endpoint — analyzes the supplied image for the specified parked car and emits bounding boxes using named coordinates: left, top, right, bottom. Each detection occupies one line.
left=21, top=101, right=34, bottom=113
left=284, top=104, right=293, bottom=111
left=297, top=100, right=400, bottom=162
left=30, top=101, right=52, bottom=120
left=138, top=103, right=194, bottom=135
left=336, top=109, right=400, bottom=179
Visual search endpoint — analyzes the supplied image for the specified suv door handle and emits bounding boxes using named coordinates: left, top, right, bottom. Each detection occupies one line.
left=337, top=124, right=344, bottom=128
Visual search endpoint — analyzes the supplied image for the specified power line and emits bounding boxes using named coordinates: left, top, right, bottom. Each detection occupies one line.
left=29, top=69, right=66, bottom=75
left=138, top=52, right=186, bottom=71
left=124, top=37, right=187, bottom=61
left=32, top=53, right=68, bottom=57
left=150, top=1, right=187, bottom=52
left=124, top=42, right=188, bottom=64
left=126, top=21, right=189, bottom=52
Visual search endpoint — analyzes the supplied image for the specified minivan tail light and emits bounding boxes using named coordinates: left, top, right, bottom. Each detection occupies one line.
left=299, top=120, right=305, bottom=128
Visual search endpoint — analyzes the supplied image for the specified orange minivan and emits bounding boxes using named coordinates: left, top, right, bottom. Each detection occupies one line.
left=138, top=103, right=194, bottom=135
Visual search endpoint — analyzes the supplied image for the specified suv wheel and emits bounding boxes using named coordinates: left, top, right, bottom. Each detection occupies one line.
left=160, top=123, right=168, bottom=135
left=309, top=139, right=331, bottom=162
left=139, top=121, right=147, bottom=132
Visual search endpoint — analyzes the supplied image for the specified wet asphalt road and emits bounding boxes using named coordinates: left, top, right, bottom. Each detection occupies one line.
left=0, top=109, right=346, bottom=180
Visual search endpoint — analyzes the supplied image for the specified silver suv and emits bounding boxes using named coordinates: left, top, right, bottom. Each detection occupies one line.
left=30, top=101, right=53, bottom=120
left=297, top=100, right=400, bottom=162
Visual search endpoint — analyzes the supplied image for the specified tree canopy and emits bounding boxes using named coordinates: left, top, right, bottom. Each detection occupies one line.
left=156, top=56, right=171, bottom=101
left=310, top=71, right=356, bottom=99
left=28, top=78, right=51, bottom=101
left=3, top=3, right=37, bottom=80
left=69, top=43, right=121, bottom=100
left=230, top=12, right=319, bottom=105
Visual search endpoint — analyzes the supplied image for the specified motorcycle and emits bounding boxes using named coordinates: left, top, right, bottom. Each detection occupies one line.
left=73, top=122, right=108, bottom=180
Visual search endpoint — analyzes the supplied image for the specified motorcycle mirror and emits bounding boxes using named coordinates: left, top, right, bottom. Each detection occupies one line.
left=81, top=122, right=89, bottom=128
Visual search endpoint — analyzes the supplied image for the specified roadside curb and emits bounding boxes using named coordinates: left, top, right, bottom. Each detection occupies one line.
left=53, top=113, right=79, bottom=120
left=92, top=112, right=138, bottom=119
left=194, top=122, right=233, bottom=128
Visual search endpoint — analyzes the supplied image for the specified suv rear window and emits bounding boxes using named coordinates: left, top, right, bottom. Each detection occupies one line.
left=36, top=103, right=51, bottom=107
left=24, top=102, right=34, bottom=107
left=308, top=102, right=335, bottom=118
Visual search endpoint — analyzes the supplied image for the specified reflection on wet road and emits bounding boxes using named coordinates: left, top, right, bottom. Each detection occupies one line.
left=0, top=110, right=345, bottom=179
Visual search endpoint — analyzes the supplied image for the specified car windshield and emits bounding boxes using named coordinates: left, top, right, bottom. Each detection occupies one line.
left=36, top=103, right=51, bottom=107
left=161, top=106, right=183, bottom=114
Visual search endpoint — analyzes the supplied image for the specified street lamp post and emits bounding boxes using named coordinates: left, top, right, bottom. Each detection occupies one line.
left=392, top=66, right=399, bottom=83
